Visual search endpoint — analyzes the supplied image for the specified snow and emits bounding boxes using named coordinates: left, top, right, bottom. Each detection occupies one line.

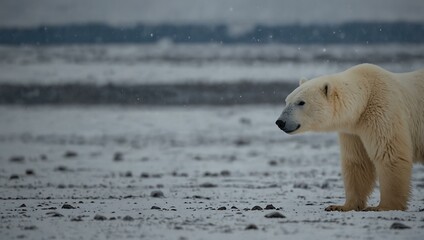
left=0, top=105, right=423, bottom=239
left=0, top=44, right=423, bottom=85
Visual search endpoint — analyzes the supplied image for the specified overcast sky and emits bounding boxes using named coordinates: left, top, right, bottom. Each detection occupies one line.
left=1, top=0, right=423, bottom=27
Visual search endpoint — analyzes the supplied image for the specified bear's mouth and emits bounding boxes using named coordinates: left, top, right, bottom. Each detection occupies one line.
left=283, top=124, right=301, bottom=134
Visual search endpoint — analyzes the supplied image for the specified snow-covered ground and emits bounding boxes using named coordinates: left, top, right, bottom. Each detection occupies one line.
left=0, top=44, right=423, bottom=85
left=0, top=105, right=423, bottom=240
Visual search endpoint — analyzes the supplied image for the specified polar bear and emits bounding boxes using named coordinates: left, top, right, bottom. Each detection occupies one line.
left=275, top=64, right=424, bottom=211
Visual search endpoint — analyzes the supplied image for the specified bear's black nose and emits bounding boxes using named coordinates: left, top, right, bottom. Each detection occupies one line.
left=275, top=120, right=286, bottom=130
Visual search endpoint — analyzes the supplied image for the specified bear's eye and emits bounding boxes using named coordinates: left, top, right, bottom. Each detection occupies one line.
left=298, top=101, right=305, bottom=106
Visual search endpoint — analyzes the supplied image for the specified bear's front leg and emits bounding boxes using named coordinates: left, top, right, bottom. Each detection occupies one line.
left=325, top=134, right=376, bottom=212
left=363, top=142, right=412, bottom=211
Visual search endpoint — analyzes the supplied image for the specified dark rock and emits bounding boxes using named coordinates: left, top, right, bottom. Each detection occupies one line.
left=94, top=214, right=107, bottom=221
left=220, top=170, right=231, bottom=177
left=243, top=208, right=250, bottom=211
left=321, top=182, right=330, bottom=189
left=122, top=215, right=134, bottom=221
left=151, top=206, right=161, bottom=210
left=62, top=204, right=76, bottom=209
left=268, top=160, right=278, bottom=166
left=19, top=204, right=27, bottom=208
left=71, top=217, right=83, bottom=222
left=264, top=212, right=286, bottom=218
left=23, top=225, right=37, bottom=230
left=9, top=156, right=25, bottom=163
left=109, top=217, right=116, bottom=220
left=231, top=206, right=238, bottom=209
left=199, top=182, right=217, bottom=188
left=390, top=222, right=411, bottom=229
left=234, top=138, right=250, bottom=146
left=204, top=172, right=219, bottom=177
left=9, top=174, right=19, bottom=180
left=124, top=171, right=132, bottom=177
left=50, top=212, right=64, bottom=217
left=55, top=166, right=69, bottom=172
left=25, top=169, right=35, bottom=175
left=64, top=151, right=78, bottom=158
left=140, top=173, right=150, bottom=178
left=252, top=206, right=263, bottom=210
left=113, top=152, right=123, bottom=161
left=293, top=182, right=309, bottom=189
left=265, top=204, right=276, bottom=210
left=245, top=224, right=258, bottom=230
left=41, top=207, right=57, bottom=210
left=191, top=195, right=211, bottom=200
left=57, top=184, right=66, bottom=189
left=217, top=207, right=226, bottom=210
left=40, top=154, right=47, bottom=160
left=150, top=191, right=164, bottom=198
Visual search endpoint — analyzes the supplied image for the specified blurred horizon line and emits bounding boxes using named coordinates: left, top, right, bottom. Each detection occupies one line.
left=1, top=21, right=424, bottom=45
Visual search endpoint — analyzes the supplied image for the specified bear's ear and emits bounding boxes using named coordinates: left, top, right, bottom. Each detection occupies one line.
left=323, top=83, right=329, bottom=97
left=299, top=78, right=308, bottom=86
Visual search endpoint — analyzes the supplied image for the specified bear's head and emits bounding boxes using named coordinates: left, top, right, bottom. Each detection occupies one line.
left=275, top=74, right=359, bottom=134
